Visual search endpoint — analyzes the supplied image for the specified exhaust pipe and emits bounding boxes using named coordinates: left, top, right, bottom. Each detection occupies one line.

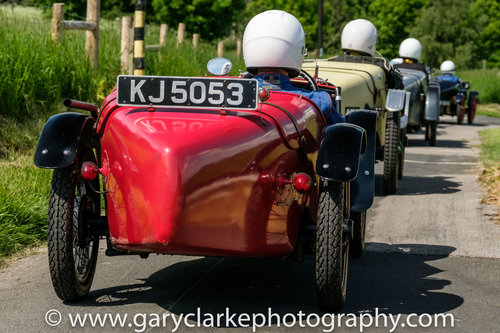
left=64, top=99, right=98, bottom=119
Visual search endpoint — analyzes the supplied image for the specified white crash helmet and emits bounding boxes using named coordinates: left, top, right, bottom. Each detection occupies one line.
left=399, top=38, right=422, bottom=61
left=341, top=19, right=378, bottom=56
left=440, top=60, right=456, bottom=75
left=243, top=10, right=306, bottom=77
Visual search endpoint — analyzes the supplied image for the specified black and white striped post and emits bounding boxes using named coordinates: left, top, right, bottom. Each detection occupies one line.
left=133, top=0, right=146, bottom=75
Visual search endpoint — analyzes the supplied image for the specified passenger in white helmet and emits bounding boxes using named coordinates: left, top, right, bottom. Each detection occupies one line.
left=243, top=10, right=344, bottom=124
left=393, top=38, right=430, bottom=76
left=330, top=18, right=403, bottom=89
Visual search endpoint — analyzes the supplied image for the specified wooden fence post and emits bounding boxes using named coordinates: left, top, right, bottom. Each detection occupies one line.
left=121, top=16, right=132, bottom=74
left=217, top=42, right=224, bottom=57
left=51, top=3, right=64, bottom=41
left=85, top=0, right=100, bottom=70
left=160, top=24, right=168, bottom=47
left=177, top=22, right=185, bottom=46
left=51, top=1, right=100, bottom=69
left=236, top=40, right=242, bottom=59
left=133, top=0, right=146, bottom=75
left=193, top=33, right=199, bottom=48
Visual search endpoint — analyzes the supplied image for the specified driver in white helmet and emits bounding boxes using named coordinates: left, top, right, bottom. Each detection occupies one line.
left=438, top=60, right=460, bottom=84
left=393, top=38, right=430, bottom=76
left=243, top=10, right=344, bottom=125
left=331, top=18, right=403, bottom=89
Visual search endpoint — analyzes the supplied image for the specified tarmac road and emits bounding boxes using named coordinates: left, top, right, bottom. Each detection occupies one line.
left=0, top=116, right=499, bottom=333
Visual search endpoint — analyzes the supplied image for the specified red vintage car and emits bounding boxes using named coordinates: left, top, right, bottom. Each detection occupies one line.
left=34, top=59, right=377, bottom=312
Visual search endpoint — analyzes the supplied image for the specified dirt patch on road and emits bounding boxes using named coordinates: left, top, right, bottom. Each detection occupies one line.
left=480, top=166, right=500, bottom=224
left=0, top=243, right=44, bottom=269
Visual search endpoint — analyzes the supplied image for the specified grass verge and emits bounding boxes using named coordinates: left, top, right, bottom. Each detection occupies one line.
left=456, top=69, right=500, bottom=104
left=478, top=127, right=500, bottom=222
left=0, top=5, right=247, bottom=262
left=0, top=153, right=52, bottom=260
left=476, top=103, right=500, bottom=118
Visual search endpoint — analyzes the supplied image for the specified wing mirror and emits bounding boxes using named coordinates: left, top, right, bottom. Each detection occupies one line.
left=207, top=57, right=233, bottom=76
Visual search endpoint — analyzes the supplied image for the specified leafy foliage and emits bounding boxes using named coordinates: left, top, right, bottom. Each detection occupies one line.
left=26, top=0, right=500, bottom=68
left=468, top=0, right=500, bottom=67
left=366, top=0, right=428, bottom=58
left=150, top=0, right=245, bottom=41
left=410, top=0, right=478, bottom=68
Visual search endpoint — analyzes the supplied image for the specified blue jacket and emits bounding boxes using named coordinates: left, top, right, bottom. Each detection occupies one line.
left=254, top=73, right=345, bottom=125
left=438, top=74, right=460, bottom=84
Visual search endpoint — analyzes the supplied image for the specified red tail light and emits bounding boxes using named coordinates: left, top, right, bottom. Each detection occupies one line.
left=258, top=88, right=270, bottom=101
left=292, top=173, right=312, bottom=193
left=81, top=162, right=99, bottom=181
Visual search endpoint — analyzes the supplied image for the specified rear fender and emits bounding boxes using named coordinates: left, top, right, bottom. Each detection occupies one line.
left=34, top=112, right=96, bottom=169
left=468, top=90, right=478, bottom=108
left=316, top=123, right=366, bottom=182
left=346, top=110, right=377, bottom=212
left=425, top=84, right=441, bottom=121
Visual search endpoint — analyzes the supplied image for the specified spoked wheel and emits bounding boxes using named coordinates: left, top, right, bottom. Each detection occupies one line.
left=428, top=121, right=437, bottom=146
left=383, top=112, right=400, bottom=195
left=316, top=180, right=349, bottom=312
left=457, top=103, right=465, bottom=124
left=48, top=148, right=100, bottom=302
left=468, top=98, right=477, bottom=124
left=350, top=210, right=366, bottom=258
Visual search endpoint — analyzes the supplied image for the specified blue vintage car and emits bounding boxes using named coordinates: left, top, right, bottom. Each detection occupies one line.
left=434, top=74, right=478, bottom=124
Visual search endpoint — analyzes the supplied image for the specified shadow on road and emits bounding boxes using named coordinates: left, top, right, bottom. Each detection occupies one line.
left=74, top=245, right=463, bottom=326
left=375, top=175, right=461, bottom=196
left=345, top=244, right=462, bottom=314
left=438, top=118, right=488, bottom=127
left=407, top=137, right=470, bottom=149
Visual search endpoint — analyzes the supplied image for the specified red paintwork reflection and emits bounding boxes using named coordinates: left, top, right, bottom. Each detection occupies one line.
left=99, top=89, right=325, bottom=257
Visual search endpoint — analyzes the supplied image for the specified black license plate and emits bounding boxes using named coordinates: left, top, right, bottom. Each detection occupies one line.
left=117, top=75, right=258, bottom=110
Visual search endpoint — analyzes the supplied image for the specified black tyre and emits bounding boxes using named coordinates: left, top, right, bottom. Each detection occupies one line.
left=457, top=103, right=465, bottom=124
left=383, top=112, right=400, bottom=195
left=350, top=210, right=366, bottom=258
left=398, top=128, right=406, bottom=180
left=316, top=180, right=349, bottom=312
left=48, top=148, right=100, bottom=302
left=428, top=121, right=437, bottom=146
left=467, top=97, right=477, bottom=124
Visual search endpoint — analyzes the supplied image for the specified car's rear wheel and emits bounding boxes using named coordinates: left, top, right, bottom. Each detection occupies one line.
left=350, top=210, right=366, bottom=257
left=48, top=148, right=100, bottom=302
left=398, top=128, right=406, bottom=180
left=457, top=103, right=465, bottom=124
left=467, top=97, right=477, bottom=124
left=383, top=112, right=400, bottom=195
left=428, top=121, right=437, bottom=146
left=316, top=180, right=349, bottom=312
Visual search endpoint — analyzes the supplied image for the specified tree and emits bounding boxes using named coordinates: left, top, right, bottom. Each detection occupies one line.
left=151, top=0, right=245, bottom=41
left=468, top=0, right=500, bottom=67
left=410, top=0, right=478, bottom=68
left=366, top=0, right=428, bottom=59
left=240, top=0, right=371, bottom=56
left=321, top=0, right=373, bottom=55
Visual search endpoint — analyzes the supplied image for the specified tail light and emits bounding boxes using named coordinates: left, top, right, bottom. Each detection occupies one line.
left=292, top=173, right=312, bottom=193
left=258, top=88, right=270, bottom=101
left=81, top=162, right=99, bottom=181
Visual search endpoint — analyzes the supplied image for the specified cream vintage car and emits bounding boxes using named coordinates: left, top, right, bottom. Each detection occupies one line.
left=303, top=56, right=409, bottom=196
